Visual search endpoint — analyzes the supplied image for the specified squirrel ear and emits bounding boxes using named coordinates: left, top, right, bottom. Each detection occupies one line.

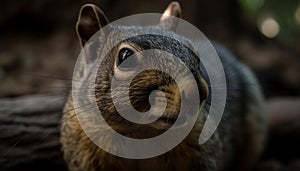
left=76, top=4, right=109, bottom=46
left=159, top=1, right=182, bottom=30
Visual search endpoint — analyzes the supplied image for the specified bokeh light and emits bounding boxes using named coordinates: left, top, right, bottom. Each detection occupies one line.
left=259, top=16, right=280, bottom=38
left=295, top=5, right=300, bottom=24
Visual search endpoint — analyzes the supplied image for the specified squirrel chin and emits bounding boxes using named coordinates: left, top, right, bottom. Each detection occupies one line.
left=148, top=115, right=188, bottom=130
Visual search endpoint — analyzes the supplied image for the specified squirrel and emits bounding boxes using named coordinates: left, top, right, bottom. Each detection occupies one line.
left=60, top=2, right=266, bottom=171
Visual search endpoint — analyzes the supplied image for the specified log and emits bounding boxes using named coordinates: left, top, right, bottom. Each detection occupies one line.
left=1, top=95, right=300, bottom=171
left=0, top=95, right=67, bottom=171
left=254, top=98, right=300, bottom=171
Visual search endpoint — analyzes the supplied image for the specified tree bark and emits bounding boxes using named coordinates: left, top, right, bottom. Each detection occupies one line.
left=0, top=95, right=67, bottom=171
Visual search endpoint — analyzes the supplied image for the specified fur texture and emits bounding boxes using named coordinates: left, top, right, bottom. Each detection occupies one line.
left=60, top=2, right=266, bottom=171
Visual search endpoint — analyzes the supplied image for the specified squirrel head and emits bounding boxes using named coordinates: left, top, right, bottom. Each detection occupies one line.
left=74, top=2, right=208, bottom=137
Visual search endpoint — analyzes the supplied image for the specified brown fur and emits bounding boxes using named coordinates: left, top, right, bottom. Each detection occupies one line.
left=60, top=2, right=266, bottom=171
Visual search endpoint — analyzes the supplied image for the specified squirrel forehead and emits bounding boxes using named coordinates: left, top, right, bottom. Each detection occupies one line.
left=122, top=35, right=197, bottom=58
left=94, top=25, right=201, bottom=66
left=108, top=25, right=194, bottom=47
left=104, top=27, right=199, bottom=60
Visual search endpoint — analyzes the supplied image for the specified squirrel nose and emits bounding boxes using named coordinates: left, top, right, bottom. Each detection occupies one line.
left=179, top=79, right=198, bottom=105
left=177, top=77, right=207, bottom=107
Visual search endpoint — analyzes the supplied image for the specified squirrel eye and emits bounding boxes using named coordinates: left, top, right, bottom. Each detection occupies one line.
left=117, top=48, right=137, bottom=70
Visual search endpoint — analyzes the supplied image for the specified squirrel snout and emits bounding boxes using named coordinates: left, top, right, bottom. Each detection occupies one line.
left=175, top=77, right=207, bottom=107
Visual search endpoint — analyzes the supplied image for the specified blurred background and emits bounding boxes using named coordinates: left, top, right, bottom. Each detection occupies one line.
left=0, top=0, right=299, bottom=170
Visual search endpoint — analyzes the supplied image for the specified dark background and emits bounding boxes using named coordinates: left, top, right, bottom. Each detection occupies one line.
left=0, top=0, right=300, bottom=170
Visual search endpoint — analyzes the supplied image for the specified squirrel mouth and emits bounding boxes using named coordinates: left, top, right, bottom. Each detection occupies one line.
left=149, top=114, right=187, bottom=130
left=157, top=116, right=177, bottom=124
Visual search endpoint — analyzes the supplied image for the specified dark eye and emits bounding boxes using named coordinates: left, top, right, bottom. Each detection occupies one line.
left=117, top=48, right=138, bottom=70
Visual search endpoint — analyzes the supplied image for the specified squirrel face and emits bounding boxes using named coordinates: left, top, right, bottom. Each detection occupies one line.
left=76, top=3, right=208, bottom=137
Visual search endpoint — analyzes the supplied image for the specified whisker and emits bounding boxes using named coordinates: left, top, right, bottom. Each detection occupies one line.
left=2, top=140, right=20, bottom=157
left=62, top=100, right=98, bottom=115
left=23, top=72, right=97, bottom=84
left=62, top=102, right=106, bottom=123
